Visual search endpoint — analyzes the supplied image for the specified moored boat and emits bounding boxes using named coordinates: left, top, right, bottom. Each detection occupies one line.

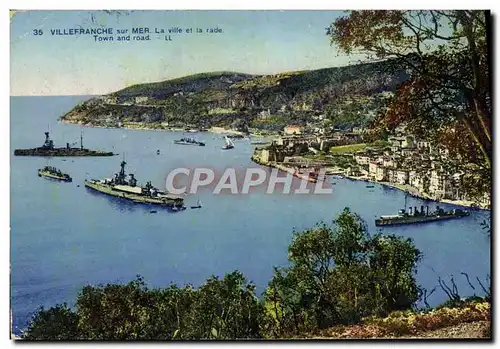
left=174, top=138, right=205, bottom=146
left=375, top=194, right=470, bottom=226
left=15, top=132, right=114, bottom=157
left=38, top=166, right=72, bottom=182
left=84, top=161, right=185, bottom=208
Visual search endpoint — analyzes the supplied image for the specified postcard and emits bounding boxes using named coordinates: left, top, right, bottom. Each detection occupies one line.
left=10, top=9, right=491, bottom=340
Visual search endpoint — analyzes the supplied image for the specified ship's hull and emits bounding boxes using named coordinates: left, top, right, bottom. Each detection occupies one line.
left=375, top=213, right=469, bottom=227
left=38, top=170, right=72, bottom=182
left=173, top=141, right=205, bottom=146
left=15, top=148, right=115, bottom=157
left=84, top=180, right=184, bottom=207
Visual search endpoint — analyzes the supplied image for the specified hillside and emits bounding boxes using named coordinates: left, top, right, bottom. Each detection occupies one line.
left=61, top=60, right=409, bottom=131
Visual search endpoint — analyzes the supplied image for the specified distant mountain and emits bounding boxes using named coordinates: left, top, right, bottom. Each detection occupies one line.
left=61, top=60, right=409, bottom=132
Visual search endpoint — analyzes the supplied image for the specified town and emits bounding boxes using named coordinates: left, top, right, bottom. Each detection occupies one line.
left=253, top=123, right=491, bottom=209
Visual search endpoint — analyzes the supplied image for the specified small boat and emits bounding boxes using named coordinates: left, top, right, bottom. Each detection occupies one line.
left=156, top=149, right=160, bottom=155
left=149, top=210, right=157, bottom=214
left=174, top=138, right=205, bottom=146
left=222, top=136, right=234, bottom=150
left=191, top=200, right=202, bottom=209
left=366, top=185, right=375, bottom=188
left=38, top=166, right=72, bottom=182
left=171, top=206, right=187, bottom=212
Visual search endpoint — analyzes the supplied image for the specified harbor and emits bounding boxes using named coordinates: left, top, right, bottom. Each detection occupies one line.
left=10, top=96, right=491, bottom=335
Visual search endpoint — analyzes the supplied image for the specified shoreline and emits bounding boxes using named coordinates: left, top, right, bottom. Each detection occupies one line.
left=252, top=157, right=490, bottom=211
left=59, top=119, right=278, bottom=138
left=340, top=175, right=490, bottom=211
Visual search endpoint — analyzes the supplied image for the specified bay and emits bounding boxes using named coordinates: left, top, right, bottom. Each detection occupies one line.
left=10, top=96, right=491, bottom=334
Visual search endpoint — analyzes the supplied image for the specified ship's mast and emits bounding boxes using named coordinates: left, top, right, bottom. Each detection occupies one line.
left=80, top=130, right=83, bottom=150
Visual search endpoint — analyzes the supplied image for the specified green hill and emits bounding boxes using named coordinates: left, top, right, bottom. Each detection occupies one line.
left=62, top=59, right=408, bottom=131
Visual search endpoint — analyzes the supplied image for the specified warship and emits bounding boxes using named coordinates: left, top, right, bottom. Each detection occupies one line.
left=14, top=132, right=115, bottom=157
left=174, top=137, right=206, bottom=146
left=84, top=160, right=185, bottom=208
left=375, top=194, right=470, bottom=226
left=38, top=166, right=72, bottom=182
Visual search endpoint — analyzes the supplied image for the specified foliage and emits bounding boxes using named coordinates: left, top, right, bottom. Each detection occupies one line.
left=263, top=208, right=422, bottom=336
left=23, top=272, right=263, bottom=340
left=23, top=304, right=80, bottom=340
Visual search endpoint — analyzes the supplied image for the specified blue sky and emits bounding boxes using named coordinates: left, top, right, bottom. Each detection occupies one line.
left=10, top=10, right=363, bottom=96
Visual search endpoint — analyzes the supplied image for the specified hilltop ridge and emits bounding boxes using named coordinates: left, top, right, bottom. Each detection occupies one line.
left=61, top=59, right=409, bottom=132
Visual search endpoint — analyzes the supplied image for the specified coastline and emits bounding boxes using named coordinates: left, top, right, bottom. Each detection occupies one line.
left=340, top=176, right=490, bottom=210
left=251, top=156, right=490, bottom=211
left=59, top=119, right=276, bottom=138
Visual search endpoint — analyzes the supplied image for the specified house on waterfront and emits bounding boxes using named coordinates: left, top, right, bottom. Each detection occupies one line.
left=396, top=169, right=409, bottom=185
left=369, top=161, right=378, bottom=179
left=387, top=168, right=396, bottom=183
left=429, top=170, right=454, bottom=199
left=345, top=166, right=362, bottom=177
left=376, top=166, right=387, bottom=181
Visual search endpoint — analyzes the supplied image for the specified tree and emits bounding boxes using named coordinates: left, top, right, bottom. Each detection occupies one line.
left=264, top=208, right=422, bottom=335
left=23, top=304, right=80, bottom=340
left=327, top=11, right=491, bottom=197
left=186, top=271, right=263, bottom=339
left=368, top=234, right=422, bottom=312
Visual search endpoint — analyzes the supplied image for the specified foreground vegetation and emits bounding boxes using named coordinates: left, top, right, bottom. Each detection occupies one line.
left=303, top=300, right=490, bottom=339
left=18, top=208, right=489, bottom=340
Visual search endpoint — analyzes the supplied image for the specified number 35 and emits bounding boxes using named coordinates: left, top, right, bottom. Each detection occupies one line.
left=33, top=29, right=43, bottom=35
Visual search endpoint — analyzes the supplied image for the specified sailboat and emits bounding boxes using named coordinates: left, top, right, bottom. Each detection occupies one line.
left=222, top=136, right=234, bottom=150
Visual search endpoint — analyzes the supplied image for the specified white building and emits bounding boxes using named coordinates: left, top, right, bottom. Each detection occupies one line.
left=429, top=170, right=453, bottom=199
left=376, top=166, right=387, bottom=181
left=396, top=170, right=409, bottom=185
left=369, top=162, right=378, bottom=177
left=355, top=155, right=371, bottom=165
left=382, top=157, right=395, bottom=168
